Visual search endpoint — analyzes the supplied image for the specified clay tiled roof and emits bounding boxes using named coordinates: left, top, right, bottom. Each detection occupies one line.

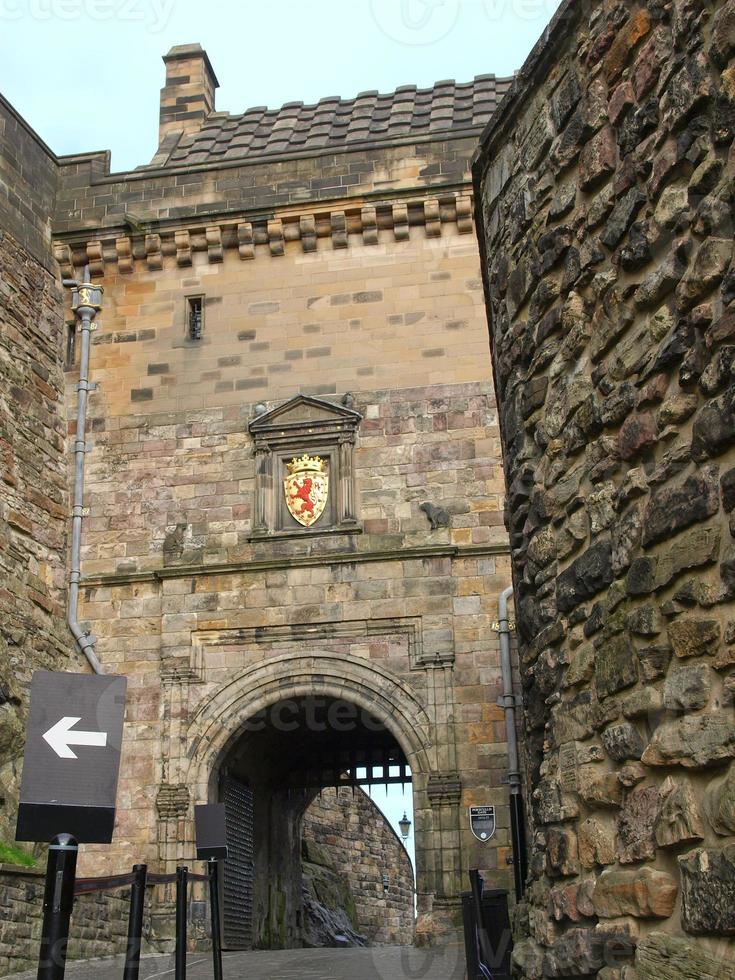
left=156, top=74, right=513, bottom=167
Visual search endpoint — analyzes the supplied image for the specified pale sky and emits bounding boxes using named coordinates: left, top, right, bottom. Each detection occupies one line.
left=367, top=783, right=416, bottom=877
left=1, top=0, right=562, bottom=171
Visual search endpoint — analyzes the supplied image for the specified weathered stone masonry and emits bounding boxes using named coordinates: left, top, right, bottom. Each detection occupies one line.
left=302, top=787, right=415, bottom=946
left=0, top=97, right=82, bottom=849
left=475, top=0, right=735, bottom=976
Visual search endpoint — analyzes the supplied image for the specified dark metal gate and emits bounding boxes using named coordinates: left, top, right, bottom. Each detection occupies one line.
left=221, top=777, right=254, bottom=949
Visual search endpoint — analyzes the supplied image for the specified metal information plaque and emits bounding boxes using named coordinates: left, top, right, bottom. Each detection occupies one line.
left=469, top=805, right=496, bottom=842
left=16, top=671, right=127, bottom=844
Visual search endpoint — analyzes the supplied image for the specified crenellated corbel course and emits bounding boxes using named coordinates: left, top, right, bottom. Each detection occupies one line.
left=53, top=193, right=475, bottom=278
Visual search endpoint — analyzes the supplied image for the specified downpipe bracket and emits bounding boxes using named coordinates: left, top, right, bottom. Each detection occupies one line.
left=497, top=694, right=523, bottom=709
left=500, top=773, right=523, bottom=786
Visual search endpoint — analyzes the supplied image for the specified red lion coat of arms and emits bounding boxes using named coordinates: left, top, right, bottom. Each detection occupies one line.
left=284, top=454, right=328, bottom=527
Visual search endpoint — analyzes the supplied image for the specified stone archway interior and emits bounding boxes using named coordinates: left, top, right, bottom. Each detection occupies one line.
left=301, top=787, right=415, bottom=948
left=216, top=695, right=415, bottom=950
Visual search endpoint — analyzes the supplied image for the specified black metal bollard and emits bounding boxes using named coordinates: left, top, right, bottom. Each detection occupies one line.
left=462, top=871, right=513, bottom=980
left=175, top=866, right=188, bottom=980
left=37, top=834, right=78, bottom=980
left=207, top=860, right=223, bottom=980
left=123, top=864, right=148, bottom=980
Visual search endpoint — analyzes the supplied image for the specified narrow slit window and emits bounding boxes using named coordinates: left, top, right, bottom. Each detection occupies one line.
left=65, top=322, right=76, bottom=368
left=187, top=296, right=204, bottom=340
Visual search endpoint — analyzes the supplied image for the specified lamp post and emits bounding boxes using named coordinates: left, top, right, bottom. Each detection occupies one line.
left=399, top=812, right=411, bottom=849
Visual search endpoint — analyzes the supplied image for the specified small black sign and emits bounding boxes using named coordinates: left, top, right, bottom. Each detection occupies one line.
left=469, top=805, right=496, bottom=842
left=16, top=671, right=127, bottom=844
left=195, top=804, right=229, bottom=860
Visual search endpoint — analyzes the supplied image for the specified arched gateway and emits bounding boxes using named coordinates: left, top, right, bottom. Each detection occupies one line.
left=154, top=652, right=465, bottom=946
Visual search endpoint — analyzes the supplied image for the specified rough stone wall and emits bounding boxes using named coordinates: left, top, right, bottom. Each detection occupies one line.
left=0, top=866, right=151, bottom=976
left=475, top=0, right=735, bottom=976
left=302, top=787, right=415, bottom=945
left=0, top=98, right=78, bottom=847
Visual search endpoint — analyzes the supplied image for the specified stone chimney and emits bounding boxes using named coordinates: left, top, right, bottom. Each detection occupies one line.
left=159, top=43, right=219, bottom=146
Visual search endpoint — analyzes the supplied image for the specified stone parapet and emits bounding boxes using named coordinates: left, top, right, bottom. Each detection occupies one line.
left=0, top=96, right=58, bottom=269
left=51, top=130, right=480, bottom=243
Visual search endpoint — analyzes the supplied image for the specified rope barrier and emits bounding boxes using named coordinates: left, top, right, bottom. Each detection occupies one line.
left=74, top=871, right=207, bottom=896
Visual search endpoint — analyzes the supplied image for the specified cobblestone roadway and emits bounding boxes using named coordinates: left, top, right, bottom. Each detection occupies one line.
left=10, top=946, right=467, bottom=980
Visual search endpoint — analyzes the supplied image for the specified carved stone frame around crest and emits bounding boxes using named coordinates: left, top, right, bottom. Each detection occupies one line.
left=248, top=394, right=363, bottom=540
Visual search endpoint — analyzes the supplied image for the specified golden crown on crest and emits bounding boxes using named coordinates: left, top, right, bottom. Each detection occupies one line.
left=286, top=453, right=326, bottom=475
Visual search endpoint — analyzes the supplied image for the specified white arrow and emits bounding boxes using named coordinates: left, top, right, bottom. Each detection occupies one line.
left=42, top=717, right=108, bottom=759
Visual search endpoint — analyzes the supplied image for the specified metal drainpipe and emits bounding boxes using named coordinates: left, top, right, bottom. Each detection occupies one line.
left=498, top=585, right=528, bottom=900
left=63, top=271, right=104, bottom=674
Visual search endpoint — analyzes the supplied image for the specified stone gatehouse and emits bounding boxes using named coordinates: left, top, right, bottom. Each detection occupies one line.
left=1, top=0, right=734, bottom=974
left=1, top=43, right=515, bottom=950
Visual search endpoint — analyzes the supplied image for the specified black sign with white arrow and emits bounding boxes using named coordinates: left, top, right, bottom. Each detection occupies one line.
left=16, top=671, right=127, bottom=844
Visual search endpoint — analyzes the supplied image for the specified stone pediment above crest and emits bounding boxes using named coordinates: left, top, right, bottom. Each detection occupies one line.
left=249, top=394, right=362, bottom=537
left=249, top=394, right=362, bottom=447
